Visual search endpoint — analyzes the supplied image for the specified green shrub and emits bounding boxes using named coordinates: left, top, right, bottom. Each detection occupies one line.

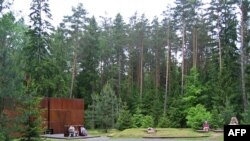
left=84, top=109, right=95, bottom=129
left=209, top=109, right=224, bottom=129
left=0, top=132, right=6, bottom=141
left=157, top=115, right=172, bottom=128
left=241, top=109, right=250, bottom=124
left=168, top=108, right=186, bottom=127
left=0, top=131, right=11, bottom=141
left=131, top=113, right=144, bottom=128
left=116, top=104, right=132, bottom=130
left=0, top=113, right=12, bottom=141
left=141, top=115, right=154, bottom=128
left=219, top=101, right=235, bottom=125
left=167, top=100, right=186, bottom=128
left=90, top=83, right=119, bottom=131
left=186, top=104, right=212, bottom=129
left=131, top=107, right=154, bottom=128
left=19, top=96, right=43, bottom=141
left=131, top=107, right=143, bottom=128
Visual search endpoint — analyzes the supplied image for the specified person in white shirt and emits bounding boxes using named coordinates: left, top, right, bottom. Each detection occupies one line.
left=80, top=126, right=88, bottom=136
left=68, top=125, right=75, bottom=137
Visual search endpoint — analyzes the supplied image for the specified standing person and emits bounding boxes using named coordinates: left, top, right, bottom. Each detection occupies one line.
left=203, top=121, right=209, bottom=131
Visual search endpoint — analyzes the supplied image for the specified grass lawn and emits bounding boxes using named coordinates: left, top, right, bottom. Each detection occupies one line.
left=87, top=128, right=120, bottom=136
left=109, top=128, right=212, bottom=138
left=88, top=128, right=223, bottom=140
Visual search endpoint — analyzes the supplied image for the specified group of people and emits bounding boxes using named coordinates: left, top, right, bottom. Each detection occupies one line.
left=203, top=116, right=239, bottom=131
left=68, top=125, right=88, bottom=137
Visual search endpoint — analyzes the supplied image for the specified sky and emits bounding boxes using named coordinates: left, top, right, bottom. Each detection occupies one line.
left=11, top=0, right=175, bottom=26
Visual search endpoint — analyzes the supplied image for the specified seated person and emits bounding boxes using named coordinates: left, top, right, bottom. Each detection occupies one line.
left=229, top=117, right=238, bottom=125
left=68, top=125, right=75, bottom=137
left=203, top=121, right=209, bottom=131
left=80, top=126, right=88, bottom=136
left=147, top=127, right=156, bottom=133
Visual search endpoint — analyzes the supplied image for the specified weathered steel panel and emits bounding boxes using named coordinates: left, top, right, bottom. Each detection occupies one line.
left=42, top=98, right=84, bottom=134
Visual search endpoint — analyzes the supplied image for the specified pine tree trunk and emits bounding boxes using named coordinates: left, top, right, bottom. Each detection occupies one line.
left=181, top=23, right=186, bottom=95
left=140, top=39, right=144, bottom=99
left=137, top=49, right=140, bottom=88
left=192, top=27, right=197, bottom=69
left=218, top=14, right=222, bottom=74
left=164, top=24, right=171, bottom=115
left=240, top=2, right=247, bottom=111
left=128, top=44, right=133, bottom=96
left=129, top=59, right=133, bottom=96
left=118, top=55, right=121, bottom=99
left=155, top=47, right=160, bottom=89
left=70, top=51, right=77, bottom=98
left=100, top=55, right=104, bottom=89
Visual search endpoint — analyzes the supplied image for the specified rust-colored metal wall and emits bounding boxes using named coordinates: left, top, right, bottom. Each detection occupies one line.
left=41, top=98, right=84, bottom=134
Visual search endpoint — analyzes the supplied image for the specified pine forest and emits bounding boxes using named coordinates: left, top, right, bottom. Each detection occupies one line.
left=0, top=0, right=250, bottom=139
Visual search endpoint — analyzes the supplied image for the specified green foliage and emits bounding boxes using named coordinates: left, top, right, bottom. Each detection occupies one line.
left=116, top=104, right=132, bottom=130
left=91, top=82, right=119, bottom=132
left=0, top=113, right=11, bottom=141
left=131, top=107, right=154, bottom=128
left=23, top=0, right=54, bottom=98
left=131, top=107, right=144, bottom=128
left=60, top=3, right=88, bottom=98
left=77, top=16, right=99, bottom=105
left=219, top=99, right=236, bottom=124
left=183, top=68, right=205, bottom=107
left=84, top=109, right=95, bottom=129
left=141, top=77, right=156, bottom=115
left=0, top=132, right=5, bottom=141
left=0, top=13, right=25, bottom=98
left=241, top=108, right=250, bottom=124
left=151, top=91, right=163, bottom=126
left=19, top=95, right=43, bottom=141
left=209, top=108, right=224, bottom=129
left=186, top=104, right=212, bottom=129
left=140, top=74, right=163, bottom=126
left=165, top=97, right=186, bottom=128
left=25, top=0, right=53, bottom=63
left=141, top=115, right=154, bottom=128
left=0, top=12, right=25, bottom=141
left=157, top=114, right=172, bottom=128
left=47, top=29, right=71, bottom=97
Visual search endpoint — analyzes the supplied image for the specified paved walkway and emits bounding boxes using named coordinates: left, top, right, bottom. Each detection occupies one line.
left=43, top=133, right=222, bottom=141
left=41, top=134, right=100, bottom=140
left=80, top=136, right=220, bottom=141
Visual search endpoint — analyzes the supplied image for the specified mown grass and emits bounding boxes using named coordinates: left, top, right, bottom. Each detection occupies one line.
left=87, top=128, right=120, bottom=136
left=110, top=128, right=212, bottom=138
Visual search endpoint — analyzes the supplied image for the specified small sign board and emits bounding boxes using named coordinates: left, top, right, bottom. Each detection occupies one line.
left=224, top=125, right=250, bottom=141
